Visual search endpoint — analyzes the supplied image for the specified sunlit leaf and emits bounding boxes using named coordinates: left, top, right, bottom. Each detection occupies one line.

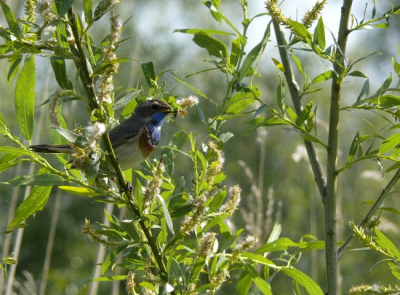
left=58, top=185, right=100, bottom=196
left=281, top=268, right=324, bottom=295
left=313, top=17, right=326, bottom=50
left=8, top=168, right=52, bottom=230
left=311, top=70, right=333, bottom=84
left=192, top=31, right=229, bottom=58
left=50, top=56, right=73, bottom=90
left=15, top=55, right=35, bottom=140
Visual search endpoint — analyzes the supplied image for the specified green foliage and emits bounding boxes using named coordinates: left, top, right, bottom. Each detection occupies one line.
left=1, top=0, right=400, bottom=294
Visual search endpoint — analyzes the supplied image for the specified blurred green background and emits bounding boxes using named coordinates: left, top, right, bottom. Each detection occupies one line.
left=1, top=0, right=400, bottom=294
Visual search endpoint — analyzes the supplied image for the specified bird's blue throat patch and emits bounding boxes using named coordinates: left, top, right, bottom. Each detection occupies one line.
left=147, top=112, right=169, bottom=145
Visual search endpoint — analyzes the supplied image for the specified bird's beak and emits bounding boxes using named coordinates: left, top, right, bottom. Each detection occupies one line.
left=159, top=107, right=172, bottom=113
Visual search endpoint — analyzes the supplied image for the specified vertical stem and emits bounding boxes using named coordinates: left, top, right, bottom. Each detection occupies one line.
left=271, top=20, right=326, bottom=198
left=325, top=1, right=352, bottom=293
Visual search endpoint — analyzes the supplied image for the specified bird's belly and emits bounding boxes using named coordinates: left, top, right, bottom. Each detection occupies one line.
left=113, top=137, right=147, bottom=170
left=112, top=129, right=156, bottom=170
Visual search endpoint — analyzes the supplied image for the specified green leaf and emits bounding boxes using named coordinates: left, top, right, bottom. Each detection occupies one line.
left=171, top=72, right=214, bottom=104
left=169, top=176, right=185, bottom=209
left=313, top=17, right=326, bottom=50
left=230, top=38, right=241, bottom=67
left=8, top=168, right=52, bottom=230
left=291, top=54, right=305, bottom=76
left=7, top=56, right=22, bottom=85
left=189, top=256, right=206, bottom=284
left=141, top=61, right=156, bottom=87
left=277, top=73, right=286, bottom=114
left=88, top=152, right=100, bottom=185
left=241, top=252, right=276, bottom=267
left=208, top=189, right=226, bottom=213
left=289, top=21, right=312, bottom=40
left=379, top=133, right=400, bottom=154
left=7, top=174, right=65, bottom=186
left=348, top=131, right=360, bottom=162
left=236, top=271, right=252, bottom=295
left=374, top=228, right=400, bottom=259
left=224, top=92, right=256, bottom=114
left=83, top=0, right=93, bottom=25
left=55, top=0, right=73, bottom=16
left=246, top=265, right=272, bottom=295
left=238, top=22, right=271, bottom=81
left=356, top=79, right=370, bottom=102
left=272, top=58, right=285, bottom=72
left=58, top=185, right=100, bottom=196
left=348, top=70, right=368, bottom=78
left=50, top=56, right=73, bottom=90
left=255, top=237, right=306, bottom=254
left=192, top=31, right=228, bottom=58
left=174, top=28, right=234, bottom=36
left=0, top=146, right=36, bottom=157
left=220, top=228, right=243, bottom=251
left=0, top=1, right=22, bottom=39
left=311, top=70, right=333, bottom=84
left=92, top=275, right=126, bottom=282
left=392, top=57, right=400, bottom=78
left=101, top=245, right=127, bottom=275
left=281, top=268, right=323, bottom=295
left=15, top=55, right=35, bottom=140
left=366, top=95, right=400, bottom=108
left=157, top=194, right=174, bottom=234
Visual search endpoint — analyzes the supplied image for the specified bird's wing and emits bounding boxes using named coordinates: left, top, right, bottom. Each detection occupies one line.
left=108, top=119, right=143, bottom=148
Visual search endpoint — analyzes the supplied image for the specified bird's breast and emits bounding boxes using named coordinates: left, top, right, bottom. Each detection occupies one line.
left=138, top=127, right=157, bottom=158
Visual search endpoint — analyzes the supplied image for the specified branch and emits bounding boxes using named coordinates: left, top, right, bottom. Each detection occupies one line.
left=337, top=168, right=400, bottom=259
left=325, top=0, right=353, bottom=294
left=66, top=8, right=172, bottom=289
left=271, top=19, right=326, bottom=198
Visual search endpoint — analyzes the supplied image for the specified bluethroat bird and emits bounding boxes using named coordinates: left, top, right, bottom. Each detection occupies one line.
left=30, top=100, right=172, bottom=170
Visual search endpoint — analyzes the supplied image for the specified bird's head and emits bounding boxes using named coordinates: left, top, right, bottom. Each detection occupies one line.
left=134, top=100, right=172, bottom=126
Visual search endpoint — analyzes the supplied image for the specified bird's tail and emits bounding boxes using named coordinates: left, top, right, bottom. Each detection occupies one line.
left=30, top=144, right=73, bottom=154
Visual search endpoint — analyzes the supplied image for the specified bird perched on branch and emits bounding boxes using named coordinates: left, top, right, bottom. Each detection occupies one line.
left=30, top=100, right=172, bottom=170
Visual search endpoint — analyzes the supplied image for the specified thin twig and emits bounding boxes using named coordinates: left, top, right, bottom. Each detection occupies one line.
left=337, top=168, right=400, bottom=259
left=271, top=18, right=327, bottom=199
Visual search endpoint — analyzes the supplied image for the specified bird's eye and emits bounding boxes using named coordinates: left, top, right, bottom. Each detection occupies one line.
left=151, top=103, right=158, bottom=110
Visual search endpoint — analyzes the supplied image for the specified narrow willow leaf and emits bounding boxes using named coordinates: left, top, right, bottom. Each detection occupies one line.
left=379, top=133, right=400, bottom=154
left=348, top=131, right=360, bottom=162
left=189, top=256, right=206, bottom=284
left=225, top=92, right=256, bottom=114
left=92, top=275, right=127, bottom=282
left=291, top=54, right=305, bottom=76
left=83, top=0, right=93, bottom=25
left=50, top=56, right=73, bottom=90
left=174, top=28, right=234, bottom=36
left=230, top=38, right=241, bottom=67
left=313, top=17, right=326, bottom=50
left=374, top=228, right=400, bottom=260
left=241, top=252, right=275, bottom=267
left=55, top=0, right=73, bottom=16
left=58, top=185, right=100, bottom=196
left=272, top=58, right=285, bottom=72
left=171, top=72, right=214, bottom=104
left=88, top=152, right=100, bottom=185
left=281, top=268, right=324, bottom=295
left=169, top=176, right=185, bottom=209
left=157, top=194, right=174, bottom=234
left=246, top=265, right=272, bottom=295
left=356, top=79, right=370, bottom=102
left=277, top=72, right=286, bottom=114
left=192, top=31, right=228, bottom=58
left=15, top=55, right=35, bottom=140
left=289, top=21, right=312, bottom=40
left=7, top=174, right=65, bottom=186
left=238, top=22, right=271, bottom=81
left=311, top=70, right=333, bottom=84
left=7, top=56, right=22, bottom=85
left=8, top=168, right=52, bottom=230
left=101, top=245, right=127, bottom=275
left=236, top=271, right=252, bottom=295
left=208, top=189, right=226, bottom=214
left=0, top=1, right=22, bottom=39
left=0, top=146, right=36, bottom=157
left=141, top=61, right=156, bottom=87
